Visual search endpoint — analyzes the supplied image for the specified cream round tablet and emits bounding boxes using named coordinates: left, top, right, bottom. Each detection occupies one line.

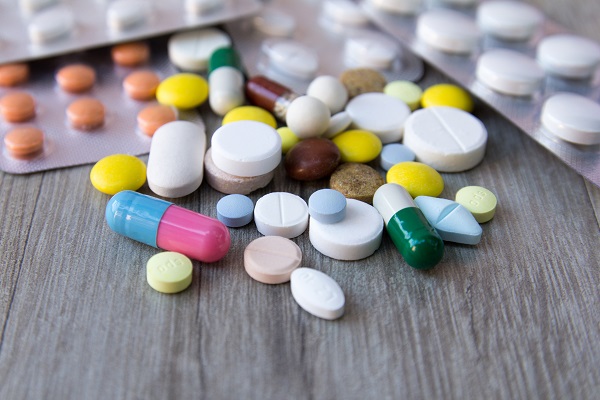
left=416, top=9, right=481, bottom=54
left=28, top=6, right=74, bottom=44
left=169, top=28, right=231, bottom=71
left=536, top=34, right=600, bottom=79
left=254, top=192, right=309, bottom=238
left=323, top=0, right=369, bottom=27
left=263, top=39, right=319, bottom=80
left=476, top=49, right=544, bottom=96
left=291, top=268, right=344, bottom=320
left=306, top=75, right=348, bottom=114
left=541, top=93, right=600, bottom=146
left=344, top=34, right=397, bottom=70
left=107, top=0, right=148, bottom=32
left=477, top=1, right=543, bottom=41
left=286, top=96, right=331, bottom=139
left=244, top=236, right=302, bottom=284
left=403, top=106, right=487, bottom=172
left=369, top=0, right=421, bottom=15
left=253, top=8, right=297, bottom=37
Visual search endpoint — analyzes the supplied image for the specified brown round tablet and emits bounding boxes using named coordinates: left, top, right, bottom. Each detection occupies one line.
left=3, top=126, right=44, bottom=158
left=123, top=70, right=160, bottom=100
left=285, top=138, right=341, bottom=181
left=111, top=42, right=150, bottom=67
left=0, top=63, right=29, bottom=87
left=0, top=91, right=36, bottom=122
left=339, top=68, right=387, bottom=98
left=329, top=162, right=385, bottom=204
left=137, top=104, right=176, bottom=136
left=56, top=64, right=96, bottom=93
left=67, top=98, right=105, bottom=130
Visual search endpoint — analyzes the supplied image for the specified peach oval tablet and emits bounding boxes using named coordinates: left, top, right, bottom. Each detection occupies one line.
left=244, top=236, right=302, bottom=284
left=0, top=92, right=36, bottom=122
left=0, top=63, right=30, bottom=87
left=136, top=104, right=177, bottom=136
left=3, top=126, right=44, bottom=158
left=123, top=70, right=160, bottom=100
left=67, top=98, right=105, bottom=130
left=111, top=42, right=151, bottom=67
left=56, top=64, right=96, bottom=93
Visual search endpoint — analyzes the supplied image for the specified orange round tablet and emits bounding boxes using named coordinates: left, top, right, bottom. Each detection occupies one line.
left=67, top=98, right=105, bottom=130
left=0, top=91, right=36, bottom=122
left=0, top=63, right=29, bottom=87
left=4, top=126, right=44, bottom=158
left=137, top=104, right=177, bottom=136
left=111, top=42, right=150, bottom=67
left=123, top=70, right=160, bottom=100
left=56, top=64, right=96, bottom=93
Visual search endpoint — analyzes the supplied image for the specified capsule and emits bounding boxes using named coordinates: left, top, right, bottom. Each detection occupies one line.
left=245, top=75, right=298, bottom=120
left=373, top=183, right=444, bottom=269
left=106, top=190, right=230, bottom=263
left=208, top=47, right=245, bottom=116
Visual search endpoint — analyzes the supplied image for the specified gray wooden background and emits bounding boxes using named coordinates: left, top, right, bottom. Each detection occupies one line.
left=1, top=0, right=599, bottom=399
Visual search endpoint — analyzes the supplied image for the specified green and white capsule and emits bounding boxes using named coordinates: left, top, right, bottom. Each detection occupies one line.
left=373, top=183, right=444, bottom=270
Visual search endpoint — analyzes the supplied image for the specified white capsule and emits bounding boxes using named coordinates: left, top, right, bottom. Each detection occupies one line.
left=209, top=67, right=245, bottom=116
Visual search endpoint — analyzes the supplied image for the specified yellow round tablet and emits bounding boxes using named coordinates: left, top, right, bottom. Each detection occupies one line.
left=156, top=73, right=208, bottom=109
left=384, top=80, right=423, bottom=111
left=421, top=83, right=474, bottom=112
left=90, top=154, right=146, bottom=195
left=277, top=126, right=300, bottom=154
left=455, top=186, right=497, bottom=223
left=146, top=252, right=193, bottom=294
left=386, top=161, right=444, bottom=198
left=332, top=129, right=382, bottom=163
left=222, top=105, right=277, bottom=128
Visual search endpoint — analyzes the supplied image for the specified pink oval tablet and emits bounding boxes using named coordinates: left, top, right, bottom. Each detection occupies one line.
left=244, top=236, right=302, bottom=284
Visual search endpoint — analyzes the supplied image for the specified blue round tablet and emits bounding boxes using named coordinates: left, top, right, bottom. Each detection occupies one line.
left=380, top=143, right=416, bottom=170
left=308, top=189, right=347, bottom=224
left=216, top=194, right=254, bottom=228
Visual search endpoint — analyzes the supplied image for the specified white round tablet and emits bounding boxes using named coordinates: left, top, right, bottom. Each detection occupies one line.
left=369, top=0, right=422, bottom=15
left=185, top=0, right=223, bottom=16
left=476, top=49, right=544, bottom=96
left=416, top=9, right=481, bottom=54
left=262, top=39, right=319, bottom=80
left=345, top=34, right=398, bottom=70
left=537, top=34, right=600, bottom=79
left=254, top=192, right=309, bottom=238
left=477, top=1, right=543, bottom=41
left=309, top=199, right=383, bottom=261
left=323, top=0, right=369, bottom=27
left=403, top=106, right=487, bottom=172
left=541, top=93, right=600, bottom=145
left=286, top=96, right=331, bottom=139
left=28, top=6, right=74, bottom=44
left=169, top=28, right=231, bottom=71
left=253, top=8, right=297, bottom=37
left=211, top=120, right=282, bottom=177
left=345, top=92, right=411, bottom=143
left=291, top=268, right=345, bottom=320
left=107, top=0, right=148, bottom=32
left=307, top=75, right=349, bottom=114
left=323, top=111, right=352, bottom=138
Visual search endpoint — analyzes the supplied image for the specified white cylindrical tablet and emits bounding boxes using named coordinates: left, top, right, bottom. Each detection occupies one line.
left=536, top=34, right=600, bottom=79
left=169, top=28, right=231, bottom=71
left=345, top=92, right=411, bottom=143
left=324, top=111, right=352, bottom=139
left=541, top=93, right=600, bottom=146
left=307, top=76, right=349, bottom=114
left=323, top=0, right=369, bottom=27
left=211, top=120, right=282, bottom=177
left=476, top=49, right=544, bottom=96
left=107, top=0, right=148, bottom=32
left=286, top=96, right=331, bottom=139
left=369, top=0, right=422, bottom=15
left=416, top=9, right=481, bottom=54
left=403, top=107, right=487, bottom=172
left=28, top=6, right=74, bottom=44
left=209, top=67, right=245, bottom=116
left=344, top=34, right=398, bottom=70
left=253, top=9, right=297, bottom=37
left=263, top=40, right=319, bottom=80
left=379, top=143, right=415, bottom=171
left=477, top=1, right=543, bottom=41
left=309, top=199, right=383, bottom=260
left=308, top=189, right=347, bottom=224
left=244, top=236, right=302, bottom=284
left=254, top=192, right=309, bottom=238
left=216, top=194, right=254, bottom=227
left=291, top=268, right=345, bottom=320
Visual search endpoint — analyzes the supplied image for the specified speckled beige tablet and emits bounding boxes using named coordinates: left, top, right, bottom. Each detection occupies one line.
left=111, top=42, right=150, bottom=67
left=0, top=91, right=36, bottom=122
left=244, top=236, right=302, bottom=284
left=339, top=68, right=387, bottom=98
left=329, top=163, right=385, bottom=204
left=136, top=104, right=177, bottom=136
left=123, top=70, right=160, bottom=100
left=0, top=63, right=29, bottom=87
left=56, top=64, right=96, bottom=93
left=3, top=126, right=44, bottom=158
left=67, top=98, right=105, bottom=130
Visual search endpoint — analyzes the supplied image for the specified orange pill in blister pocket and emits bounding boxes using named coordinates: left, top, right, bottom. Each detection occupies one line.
left=4, top=126, right=44, bottom=158
left=136, top=104, right=177, bottom=136
left=0, top=91, right=36, bottom=122
left=56, top=64, right=96, bottom=93
left=67, top=97, right=105, bottom=130
left=123, top=70, right=160, bottom=100
left=111, top=42, right=150, bottom=67
left=0, top=63, right=30, bottom=87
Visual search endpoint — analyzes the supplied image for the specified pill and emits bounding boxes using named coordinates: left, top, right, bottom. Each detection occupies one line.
left=455, top=186, right=497, bottom=223
left=146, top=252, right=193, bottom=294
left=3, top=126, right=44, bottom=158
left=323, top=111, right=352, bottom=139
left=277, top=127, right=301, bottom=154
left=370, top=0, right=421, bottom=15
left=56, top=64, right=96, bottom=94
left=123, top=70, right=160, bottom=101
left=541, top=93, right=600, bottom=145
left=168, top=28, right=231, bottom=72
left=331, top=129, right=382, bottom=163
left=111, top=42, right=150, bottom=67
left=306, top=75, right=349, bottom=114
left=253, top=8, right=297, bottom=37
left=344, top=34, right=397, bottom=70
left=89, top=154, right=147, bottom=195
left=414, top=196, right=482, bottom=245
left=106, top=190, right=230, bottom=262
left=476, top=49, right=544, bottom=96
left=262, top=39, right=319, bottom=80
left=323, top=0, right=369, bottom=27
left=208, top=47, right=245, bottom=116
left=309, top=199, right=383, bottom=260
left=440, top=0, right=476, bottom=5
left=19, top=0, right=58, bottom=14
left=0, top=63, right=29, bottom=87
left=254, top=192, right=309, bottom=238
left=107, top=0, right=148, bottom=32
left=211, top=120, right=281, bottom=177
left=384, top=80, right=422, bottom=111
left=386, top=161, right=444, bottom=198
left=146, top=120, right=206, bottom=198
left=536, top=34, right=600, bottom=79
left=308, top=189, right=347, bottom=224
left=244, top=236, right=302, bottom=284
left=373, top=183, right=444, bottom=269
left=286, top=96, right=331, bottom=139
left=284, top=138, right=341, bottom=181
left=28, top=6, right=74, bottom=44
left=222, top=106, right=277, bottom=128
left=216, top=194, right=254, bottom=227
left=156, top=73, right=208, bottom=109
left=0, top=92, right=36, bottom=123
left=416, top=9, right=481, bottom=54
left=66, top=98, right=105, bottom=130
left=245, top=75, right=299, bottom=120
left=290, top=268, right=345, bottom=320
left=186, top=0, right=223, bottom=15
left=421, top=83, right=473, bottom=112
left=345, top=92, right=410, bottom=143
left=403, top=106, right=487, bottom=172
left=477, top=1, right=543, bottom=41
left=329, top=163, right=385, bottom=204
left=379, top=143, right=415, bottom=171
left=136, top=104, right=177, bottom=137
left=339, top=68, right=387, bottom=98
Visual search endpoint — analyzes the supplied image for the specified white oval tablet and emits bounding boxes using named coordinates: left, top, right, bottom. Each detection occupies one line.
left=476, top=49, right=544, bottom=96
left=324, top=111, right=352, bottom=138
left=541, top=93, right=600, bottom=145
left=263, top=39, right=319, bottom=80
left=107, top=0, right=148, bottom=32
left=253, top=9, right=297, bottom=37
left=28, top=6, right=74, bottom=44
left=309, top=199, right=383, bottom=261
left=147, top=120, right=206, bottom=198
left=244, top=236, right=302, bottom=284
left=291, top=268, right=345, bottom=320
left=369, top=0, right=422, bottom=15
left=286, top=96, right=331, bottom=139
left=211, top=120, right=282, bottom=177
left=536, top=34, right=600, bottom=79
left=185, top=0, right=223, bottom=16
left=345, top=92, right=411, bottom=143
left=323, top=0, right=369, bottom=27
left=307, top=75, right=349, bottom=114
left=416, top=9, right=481, bottom=54
left=345, top=34, right=398, bottom=70
left=403, top=106, right=487, bottom=172
left=254, top=192, right=309, bottom=238
left=477, top=1, right=543, bottom=41
left=169, top=28, right=231, bottom=72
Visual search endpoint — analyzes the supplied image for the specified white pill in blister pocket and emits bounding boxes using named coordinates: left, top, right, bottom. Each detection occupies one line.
left=253, top=8, right=297, bottom=37
left=323, top=0, right=369, bottom=26
left=476, top=49, right=544, bottom=96
left=477, top=1, right=543, bottom=41
left=28, top=6, right=74, bottom=44
left=290, top=268, right=345, bottom=320
left=416, top=9, right=481, bottom=54
left=541, top=93, right=600, bottom=146
left=344, top=34, right=397, bottom=70
left=19, top=0, right=58, bottom=14
left=185, top=0, right=223, bottom=16
left=107, top=0, right=149, bottom=32
left=369, top=0, right=422, bottom=15
left=536, top=34, right=600, bottom=79
left=262, top=39, right=319, bottom=80
left=169, top=28, right=231, bottom=72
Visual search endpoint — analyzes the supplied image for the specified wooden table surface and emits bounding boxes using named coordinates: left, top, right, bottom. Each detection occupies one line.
left=1, top=1, right=598, bottom=399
